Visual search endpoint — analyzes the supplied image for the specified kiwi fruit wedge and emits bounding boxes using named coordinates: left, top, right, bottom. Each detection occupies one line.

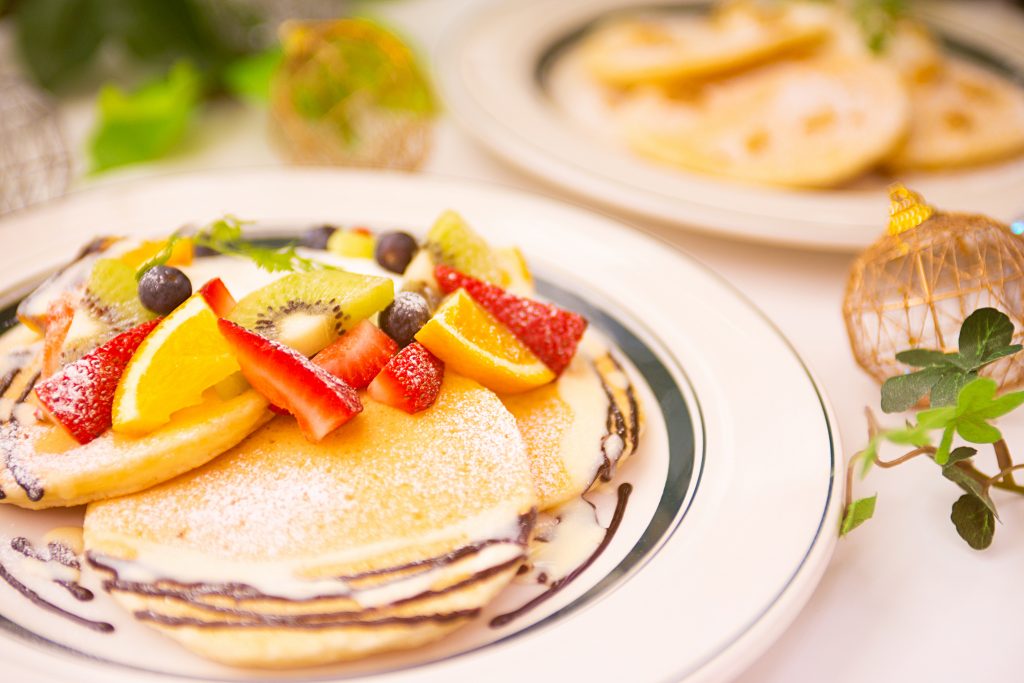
left=424, top=210, right=504, bottom=284
left=61, top=258, right=157, bottom=363
left=228, top=270, right=394, bottom=356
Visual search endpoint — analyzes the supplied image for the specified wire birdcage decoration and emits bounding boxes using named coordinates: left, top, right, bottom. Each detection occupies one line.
left=844, top=185, right=1024, bottom=391
left=0, top=74, right=71, bottom=215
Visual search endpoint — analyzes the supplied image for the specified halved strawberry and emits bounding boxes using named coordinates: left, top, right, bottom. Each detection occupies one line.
left=434, top=265, right=587, bottom=375
left=368, top=342, right=444, bottom=414
left=199, top=278, right=236, bottom=317
left=313, top=320, right=398, bottom=389
left=35, top=318, right=161, bottom=444
left=217, top=319, right=362, bottom=441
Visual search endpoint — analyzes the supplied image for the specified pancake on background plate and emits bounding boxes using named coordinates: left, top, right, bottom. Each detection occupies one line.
left=84, top=374, right=537, bottom=668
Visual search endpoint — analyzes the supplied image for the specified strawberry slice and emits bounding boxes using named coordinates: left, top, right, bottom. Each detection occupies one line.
left=35, top=319, right=161, bottom=444
left=41, top=295, right=76, bottom=378
left=199, top=278, right=236, bottom=317
left=217, top=319, right=362, bottom=441
left=368, top=342, right=444, bottom=414
left=313, top=320, right=398, bottom=389
left=434, top=265, right=588, bottom=375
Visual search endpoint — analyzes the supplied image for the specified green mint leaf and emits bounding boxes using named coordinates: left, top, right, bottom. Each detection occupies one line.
left=929, top=369, right=972, bottom=408
left=945, top=446, right=977, bottom=465
left=193, top=217, right=332, bottom=274
left=134, top=236, right=181, bottom=281
left=840, top=495, right=877, bottom=536
left=942, top=465, right=999, bottom=520
left=881, top=368, right=944, bottom=413
left=958, top=308, right=1015, bottom=367
left=224, top=48, right=282, bottom=102
left=15, top=0, right=104, bottom=90
left=950, top=494, right=995, bottom=550
left=89, top=61, right=203, bottom=173
left=894, top=349, right=958, bottom=368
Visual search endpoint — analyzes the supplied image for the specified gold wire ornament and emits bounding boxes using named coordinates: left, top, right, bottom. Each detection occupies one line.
left=844, top=184, right=1024, bottom=391
left=270, top=18, right=437, bottom=171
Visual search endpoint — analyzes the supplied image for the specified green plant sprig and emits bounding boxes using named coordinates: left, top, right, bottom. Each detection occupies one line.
left=135, top=216, right=332, bottom=279
left=193, top=217, right=333, bottom=274
left=842, top=308, right=1024, bottom=550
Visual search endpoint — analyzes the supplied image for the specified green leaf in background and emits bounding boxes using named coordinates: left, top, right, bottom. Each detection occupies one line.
left=950, top=494, right=995, bottom=550
left=943, top=465, right=999, bottom=521
left=15, top=0, right=105, bottom=90
left=840, top=495, right=877, bottom=535
left=89, top=61, right=202, bottom=173
left=958, top=308, right=1020, bottom=366
left=881, top=367, right=944, bottom=413
left=224, top=48, right=283, bottom=103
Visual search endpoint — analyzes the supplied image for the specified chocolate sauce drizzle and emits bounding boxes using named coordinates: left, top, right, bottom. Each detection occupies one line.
left=489, top=482, right=633, bottom=629
left=88, top=511, right=538, bottom=631
left=1, top=429, right=44, bottom=501
left=0, top=538, right=112, bottom=633
left=593, top=354, right=640, bottom=485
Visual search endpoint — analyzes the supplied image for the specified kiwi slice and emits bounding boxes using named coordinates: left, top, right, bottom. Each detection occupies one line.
left=61, top=258, right=157, bottom=363
left=425, top=210, right=504, bottom=284
left=228, top=270, right=394, bottom=356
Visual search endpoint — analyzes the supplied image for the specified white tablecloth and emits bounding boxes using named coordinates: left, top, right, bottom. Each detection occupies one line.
left=38, top=1, right=1024, bottom=680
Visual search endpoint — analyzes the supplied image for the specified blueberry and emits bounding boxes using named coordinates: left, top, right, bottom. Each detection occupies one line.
left=138, top=266, right=192, bottom=315
left=300, top=225, right=338, bottom=250
left=379, top=291, right=431, bottom=347
left=375, top=231, right=418, bottom=274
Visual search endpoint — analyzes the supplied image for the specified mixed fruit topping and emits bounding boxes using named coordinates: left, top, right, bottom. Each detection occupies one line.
left=22, top=211, right=589, bottom=445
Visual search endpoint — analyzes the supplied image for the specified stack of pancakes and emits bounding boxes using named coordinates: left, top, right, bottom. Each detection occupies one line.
left=1, top=317, right=641, bottom=667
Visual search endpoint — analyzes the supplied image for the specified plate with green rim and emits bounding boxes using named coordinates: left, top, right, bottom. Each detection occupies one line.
left=0, top=168, right=840, bottom=682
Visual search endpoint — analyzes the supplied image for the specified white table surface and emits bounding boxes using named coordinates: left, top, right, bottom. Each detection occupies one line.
left=18, top=0, right=1024, bottom=680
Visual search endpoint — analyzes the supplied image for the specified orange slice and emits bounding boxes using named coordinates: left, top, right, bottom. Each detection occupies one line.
left=118, top=239, right=194, bottom=270
left=415, top=289, right=554, bottom=394
left=113, top=294, right=240, bottom=435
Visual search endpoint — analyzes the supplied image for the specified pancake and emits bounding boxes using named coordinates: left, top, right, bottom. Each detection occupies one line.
left=620, top=56, right=909, bottom=187
left=501, top=335, right=642, bottom=510
left=0, top=330, right=272, bottom=509
left=581, top=2, right=830, bottom=86
left=83, top=374, right=537, bottom=668
left=885, top=57, right=1024, bottom=172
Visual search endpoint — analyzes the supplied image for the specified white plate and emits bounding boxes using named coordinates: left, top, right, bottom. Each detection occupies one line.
left=0, top=169, right=840, bottom=682
left=437, top=0, right=1024, bottom=251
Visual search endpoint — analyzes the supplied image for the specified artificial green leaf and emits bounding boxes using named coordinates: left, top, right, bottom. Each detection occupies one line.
left=89, top=61, right=203, bottom=173
left=942, top=465, right=999, bottom=520
left=935, top=425, right=955, bottom=465
left=894, top=349, right=957, bottom=368
left=224, top=48, right=282, bottom=102
left=883, top=423, right=932, bottom=447
left=945, top=446, right=977, bottom=465
left=958, top=308, right=1014, bottom=366
left=916, top=405, right=956, bottom=430
left=881, top=368, right=943, bottom=413
left=15, top=0, right=104, bottom=90
left=975, top=390, right=1024, bottom=420
left=955, top=415, right=1002, bottom=444
left=950, top=494, right=995, bottom=550
left=929, top=369, right=971, bottom=408
left=956, top=377, right=998, bottom=411
left=840, top=495, right=877, bottom=535
left=978, top=344, right=1023, bottom=367
left=857, top=438, right=879, bottom=477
